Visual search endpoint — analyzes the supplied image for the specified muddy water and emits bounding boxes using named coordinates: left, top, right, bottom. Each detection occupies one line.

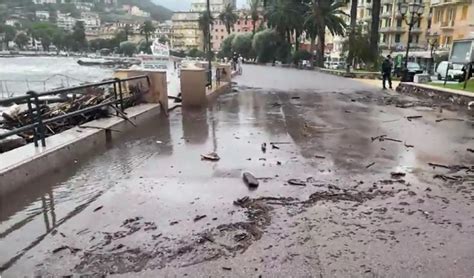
left=1, top=65, right=473, bottom=277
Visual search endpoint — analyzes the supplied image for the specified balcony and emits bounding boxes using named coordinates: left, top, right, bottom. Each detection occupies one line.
left=411, top=27, right=423, bottom=33
left=380, top=26, right=405, bottom=33
left=431, top=0, right=471, bottom=6
left=363, top=15, right=372, bottom=22
left=409, top=42, right=426, bottom=49
left=366, top=2, right=373, bottom=8
left=440, top=20, right=455, bottom=29
left=382, top=0, right=393, bottom=4
left=380, top=11, right=392, bottom=18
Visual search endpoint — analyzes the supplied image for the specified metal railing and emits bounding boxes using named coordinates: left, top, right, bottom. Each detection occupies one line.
left=0, top=75, right=150, bottom=148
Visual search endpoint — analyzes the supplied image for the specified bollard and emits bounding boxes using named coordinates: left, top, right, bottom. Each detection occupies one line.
left=180, top=68, right=207, bottom=107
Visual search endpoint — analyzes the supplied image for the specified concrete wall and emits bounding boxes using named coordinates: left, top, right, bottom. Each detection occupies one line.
left=180, top=68, right=207, bottom=107
left=114, top=69, right=168, bottom=110
left=0, top=104, right=161, bottom=196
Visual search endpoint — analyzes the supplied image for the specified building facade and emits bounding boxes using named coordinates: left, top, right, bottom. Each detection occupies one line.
left=211, top=12, right=263, bottom=51
left=171, top=12, right=203, bottom=50
left=191, top=0, right=236, bottom=13
left=429, top=0, right=474, bottom=48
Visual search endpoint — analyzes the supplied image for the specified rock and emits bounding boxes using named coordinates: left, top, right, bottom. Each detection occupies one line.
left=193, top=215, right=207, bottom=222
left=391, top=172, right=406, bottom=179
left=0, top=128, right=27, bottom=153
left=261, top=143, right=267, bottom=153
left=243, top=172, right=259, bottom=188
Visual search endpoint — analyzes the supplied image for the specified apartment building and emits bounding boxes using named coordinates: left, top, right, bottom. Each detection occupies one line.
left=211, top=12, right=263, bottom=51
left=171, top=12, right=203, bottom=50
left=356, top=0, right=432, bottom=52
left=191, top=0, right=236, bottom=13
left=429, top=0, right=474, bottom=48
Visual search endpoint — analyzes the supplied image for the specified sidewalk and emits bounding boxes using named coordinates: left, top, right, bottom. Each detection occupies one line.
left=354, top=78, right=401, bottom=90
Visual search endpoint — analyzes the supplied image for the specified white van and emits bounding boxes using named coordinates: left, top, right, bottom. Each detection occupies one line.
left=435, top=61, right=465, bottom=80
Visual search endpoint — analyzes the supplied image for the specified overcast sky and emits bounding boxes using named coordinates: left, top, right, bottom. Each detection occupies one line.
left=154, top=0, right=248, bottom=11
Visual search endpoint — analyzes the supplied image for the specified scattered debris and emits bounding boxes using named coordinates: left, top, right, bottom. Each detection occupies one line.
left=52, top=245, right=81, bottom=254
left=291, top=96, right=301, bottom=100
left=314, top=155, right=326, bottom=159
left=261, top=143, right=267, bottom=153
left=222, top=267, right=232, bottom=271
left=201, top=152, right=220, bottom=161
left=277, top=161, right=282, bottom=165
left=193, top=215, right=207, bottom=222
left=404, top=142, right=414, bottom=148
left=435, top=118, right=464, bottom=123
left=391, top=172, right=406, bottom=179
left=288, top=179, right=306, bottom=186
left=170, top=221, right=179, bottom=226
left=371, top=135, right=402, bottom=143
left=366, top=162, right=375, bottom=169
left=271, top=143, right=280, bottom=149
left=467, top=148, right=474, bottom=153
left=243, top=172, right=259, bottom=188
left=269, top=142, right=291, bottom=145
left=93, top=206, right=103, bottom=212
left=234, top=233, right=248, bottom=241
left=233, top=196, right=250, bottom=206
left=407, top=115, right=422, bottom=121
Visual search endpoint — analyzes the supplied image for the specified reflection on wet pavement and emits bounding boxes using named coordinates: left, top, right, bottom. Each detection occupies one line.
left=1, top=65, right=473, bottom=277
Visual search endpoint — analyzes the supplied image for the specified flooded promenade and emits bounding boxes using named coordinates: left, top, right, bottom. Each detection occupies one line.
left=1, top=64, right=473, bottom=277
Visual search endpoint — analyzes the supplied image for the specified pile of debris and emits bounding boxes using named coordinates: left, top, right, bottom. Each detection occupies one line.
left=0, top=83, right=145, bottom=153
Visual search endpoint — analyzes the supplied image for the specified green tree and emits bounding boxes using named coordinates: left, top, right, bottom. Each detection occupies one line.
left=219, top=3, right=238, bottom=35
left=0, top=24, right=16, bottom=46
left=119, top=41, right=136, bottom=57
left=198, top=11, right=214, bottom=52
left=52, top=29, right=67, bottom=52
left=30, top=22, right=58, bottom=51
left=252, top=29, right=280, bottom=63
left=220, top=33, right=235, bottom=58
left=14, top=32, right=29, bottom=50
left=72, top=20, right=87, bottom=51
left=232, top=33, right=253, bottom=59
left=140, top=20, right=155, bottom=53
left=188, top=47, right=205, bottom=58
left=342, top=25, right=372, bottom=67
left=265, top=0, right=297, bottom=44
left=305, top=0, right=347, bottom=67
left=249, top=0, right=261, bottom=34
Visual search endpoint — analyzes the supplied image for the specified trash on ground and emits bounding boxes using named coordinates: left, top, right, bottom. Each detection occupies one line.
left=407, top=115, right=423, bottom=121
left=288, top=179, right=307, bottom=186
left=242, top=172, right=259, bottom=188
left=261, top=143, right=267, bottom=153
left=391, top=172, right=406, bottom=179
left=193, top=215, right=207, bottom=222
left=366, top=162, right=375, bottom=168
left=201, top=152, right=220, bottom=161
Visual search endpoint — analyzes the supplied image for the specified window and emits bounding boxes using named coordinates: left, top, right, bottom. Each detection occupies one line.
left=415, top=34, right=419, bottom=43
left=221, top=36, right=224, bottom=39
left=396, top=19, right=402, bottom=27
left=237, top=21, right=240, bottom=25
left=461, top=5, right=468, bottom=20
left=382, top=34, right=387, bottom=42
left=395, top=34, right=401, bottom=43
left=237, top=29, right=240, bottom=32
left=417, top=20, right=421, bottom=28
left=221, top=29, right=224, bottom=32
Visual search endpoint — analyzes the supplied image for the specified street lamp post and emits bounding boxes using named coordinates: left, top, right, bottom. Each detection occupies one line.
left=206, top=0, right=212, bottom=88
left=397, top=0, right=424, bottom=81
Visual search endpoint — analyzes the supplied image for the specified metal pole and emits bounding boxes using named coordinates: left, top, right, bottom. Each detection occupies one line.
left=206, top=0, right=212, bottom=88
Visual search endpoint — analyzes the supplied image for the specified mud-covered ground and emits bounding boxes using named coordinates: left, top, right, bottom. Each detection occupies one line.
left=1, top=65, right=473, bottom=277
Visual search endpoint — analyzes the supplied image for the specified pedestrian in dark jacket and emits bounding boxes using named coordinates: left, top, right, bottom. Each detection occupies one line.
left=381, top=55, right=393, bottom=89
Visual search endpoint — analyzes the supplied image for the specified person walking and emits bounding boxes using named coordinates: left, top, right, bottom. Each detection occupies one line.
left=381, top=55, right=393, bottom=89
left=237, top=55, right=243, bottom=75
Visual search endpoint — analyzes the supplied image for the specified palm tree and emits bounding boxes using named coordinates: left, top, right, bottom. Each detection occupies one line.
left=198, top=11, right=214, bottom=52
left=219, top=3, right=238, bottom=34
left=370, top=0, right=381, bottom=63
left=265, top=0, right=298, bottom=44
left=140, top=20, right=155, bottom=52
left=249, top=0, right=261, bottom=34
left=305, top=0, right=347, bottom=67
left=347, top=0, right=358, bottom=71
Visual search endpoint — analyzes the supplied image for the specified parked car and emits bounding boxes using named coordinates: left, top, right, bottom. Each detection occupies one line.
left=406, top=62, right=424, bottom=75
left=435, top=61, right=465, bottom=81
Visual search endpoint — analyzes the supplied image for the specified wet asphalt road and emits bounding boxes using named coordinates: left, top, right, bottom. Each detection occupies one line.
left=1, top=65, right=473, bottom=277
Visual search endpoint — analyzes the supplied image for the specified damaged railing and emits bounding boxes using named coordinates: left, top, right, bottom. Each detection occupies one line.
left=0, top=75, right=150, bottom=148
